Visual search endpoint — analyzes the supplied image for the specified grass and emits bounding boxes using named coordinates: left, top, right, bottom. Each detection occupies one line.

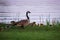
left=0, top=31, right=60, bottom=40
left=0, top=22, right=60, bottom=40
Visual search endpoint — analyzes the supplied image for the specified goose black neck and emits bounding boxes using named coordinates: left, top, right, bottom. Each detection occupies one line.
left=26, top=12, right=29, bottom=20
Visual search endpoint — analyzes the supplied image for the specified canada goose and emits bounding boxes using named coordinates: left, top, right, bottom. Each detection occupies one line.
left=16, top=11, right=31, bottom=28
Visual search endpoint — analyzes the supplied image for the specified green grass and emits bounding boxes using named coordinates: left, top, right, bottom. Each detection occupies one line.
left=0, top=31, right=60, bottom=40
left=0, top=23, right=60, bottom=40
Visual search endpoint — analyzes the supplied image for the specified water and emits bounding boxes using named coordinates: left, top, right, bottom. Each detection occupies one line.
left=0, top=0, right=60, bottom=24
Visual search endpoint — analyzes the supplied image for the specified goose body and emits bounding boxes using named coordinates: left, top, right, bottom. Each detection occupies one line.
left=16, top=11, right=31, bottom=28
